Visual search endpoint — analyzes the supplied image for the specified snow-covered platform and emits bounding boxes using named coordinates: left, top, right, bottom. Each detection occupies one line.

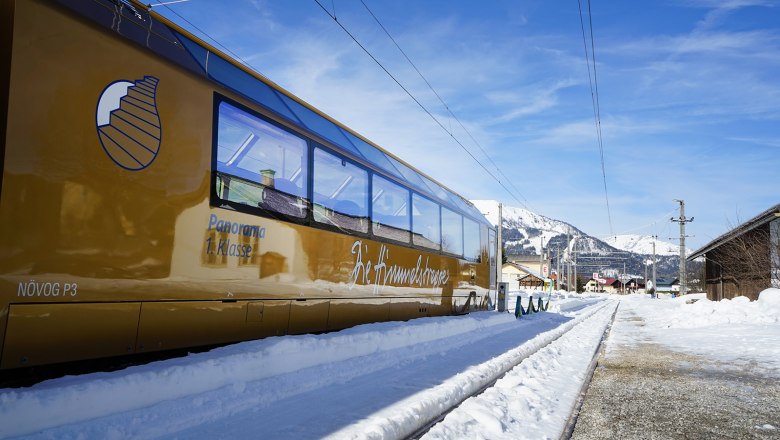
left=1, top=290, right=777, bottom=439
left=571, top=290, right=780, bottom=439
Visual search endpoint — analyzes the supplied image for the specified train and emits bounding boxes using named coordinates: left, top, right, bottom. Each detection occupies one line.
left=0, top=0, right=498, bottom=370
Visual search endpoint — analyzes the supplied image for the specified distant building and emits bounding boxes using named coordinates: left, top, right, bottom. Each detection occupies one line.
left=624, top=278, right=644, bottom=293
left=584, top=278, right=601, bottom=292
left=585, top=277, right=624, bottom=293
left=655, top=278, right=679, bottom=293
left=504, top=254, right=546, bottom=276
left=688, top=204, right=780, bottom=301
left=502, top=262, right=550, bottom=291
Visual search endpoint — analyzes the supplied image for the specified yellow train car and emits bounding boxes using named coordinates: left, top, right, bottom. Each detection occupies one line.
left=0, top=0, right=498, bottom=370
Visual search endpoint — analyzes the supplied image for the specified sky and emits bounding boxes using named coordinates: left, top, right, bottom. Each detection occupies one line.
left=154, top=0, right=780, bottom=250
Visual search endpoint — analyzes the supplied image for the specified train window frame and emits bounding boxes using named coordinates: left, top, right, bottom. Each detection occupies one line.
left=463, top=216, right=481, bottom=262
left=211, top=95, right=492, bottom=260
left=441, top=207, right=463, bottom=257
left=211, top=95, right=312, bottom=224
left=412, top=193, right=441, bottom=251
left=312, top=146, right=370, bottom=234
left=372, top=174, right=411, bottom=244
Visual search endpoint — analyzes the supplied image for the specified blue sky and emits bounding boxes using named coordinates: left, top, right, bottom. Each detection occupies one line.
left=156, top=0, right=779, bottom=250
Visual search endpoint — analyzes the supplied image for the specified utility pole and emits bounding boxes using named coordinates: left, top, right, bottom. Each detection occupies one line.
left=497, top=203, right=503, bottom=290
left=652, top=235, right=657, bottom=298
left=671, top=200, right=694, bottom=296
left=556, top=247, right=561, bottom=291
left=539, top=237, right=545, bottom=292
left=539, top=236, right=543, bottom=274
left=566, top=230, right=571, bottom=292
left=573, top=237, right=578, bottom=293
left=623, top=261, right=626, bottom=294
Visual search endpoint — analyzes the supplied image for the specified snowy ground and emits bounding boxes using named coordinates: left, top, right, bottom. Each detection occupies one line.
left=1, top=289, right=778, bottom=439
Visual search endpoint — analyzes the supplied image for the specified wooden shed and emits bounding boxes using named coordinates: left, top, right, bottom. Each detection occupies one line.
left=688, top=204, right=780, bottom=301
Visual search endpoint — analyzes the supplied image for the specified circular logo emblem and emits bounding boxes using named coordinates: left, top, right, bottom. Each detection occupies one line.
left=96, top=76, right=161, bottom=170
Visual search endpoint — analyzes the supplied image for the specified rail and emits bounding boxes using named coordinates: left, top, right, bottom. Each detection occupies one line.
left=405, top=300, right=615, bottom=439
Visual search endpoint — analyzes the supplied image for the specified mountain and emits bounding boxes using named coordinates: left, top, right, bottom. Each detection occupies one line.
left=471, top=200, right=692, bottom=279
left=603, top=234, right=681, bottom=256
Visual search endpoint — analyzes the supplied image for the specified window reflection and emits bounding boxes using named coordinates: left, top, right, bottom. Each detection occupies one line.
left=215, top=102, right=309, bottom=218
left=442, top=207, right=463, bottom=256
left=313, top=148, right=369, bottom=233
left=372, top=175, right=410, bottom=243
left=412, top=194, right=440, bottom=250
left=464, top=217, right=481, bottom=261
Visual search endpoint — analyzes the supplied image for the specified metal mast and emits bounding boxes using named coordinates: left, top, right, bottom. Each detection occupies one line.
left=671, top=200, right=693, bottom=296
left=652, top=235, right=657, bottom=298
left=497, top=203, right=503, bottom=290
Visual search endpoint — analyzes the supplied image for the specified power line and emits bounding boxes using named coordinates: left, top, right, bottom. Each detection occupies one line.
left=313, top=0, right=531, bottom=210
left=158, top=3, right=262, bottom=77
left=595, top=209, right=679, bottom=238
left=357, top=0, right=531, bottom=208
left=162, top=2, right=530, bottom=210
left=577, top=0, right=613, bottom=234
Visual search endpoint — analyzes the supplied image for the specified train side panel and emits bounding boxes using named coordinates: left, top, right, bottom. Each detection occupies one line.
left=0, top=0, right=492, bottom=369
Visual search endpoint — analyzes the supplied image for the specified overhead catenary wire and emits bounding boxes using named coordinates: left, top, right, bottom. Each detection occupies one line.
left=160, top=2, right=537, bottom=212
left=596, top=209, right=679, bottom=238
left=313, top=0, right=531, bottom=211
left=577, top=0, right=613, bottom=235
left=158, top=3, right=267, bottom=79
left=357, top=0, right=531, bottom=208
left=159, top=1, right=530, bottom=211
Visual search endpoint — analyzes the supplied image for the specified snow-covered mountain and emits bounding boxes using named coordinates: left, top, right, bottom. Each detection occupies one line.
left=471, top=200, right=691, bottom=279
left=603, top=234, right=681, bottom=256
left=471, top=200, right=584, bottom=254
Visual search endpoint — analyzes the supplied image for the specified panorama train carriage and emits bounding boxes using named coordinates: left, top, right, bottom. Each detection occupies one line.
left=0, top=0, right=498, bottom=370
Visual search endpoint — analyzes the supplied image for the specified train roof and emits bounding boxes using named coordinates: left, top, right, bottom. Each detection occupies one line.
left=59, top=0, right=491, bottom=226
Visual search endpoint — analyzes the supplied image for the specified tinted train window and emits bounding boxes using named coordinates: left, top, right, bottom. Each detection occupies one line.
left=372, top=175, right=410, bottom=243
left=215, top=101, right=309, bottom=218
left=441, top=207, right=463, bottom=256
left=412, top=194, right=440, bottom=250
left=313, top=147, right=369, bottom=233
left=464, top=217, right=480, bottom=261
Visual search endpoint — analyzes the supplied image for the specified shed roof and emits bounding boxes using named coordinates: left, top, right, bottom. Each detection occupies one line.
left=689, top=203, right=780, bottom=260
left=503, top=263, right=543, bottom=279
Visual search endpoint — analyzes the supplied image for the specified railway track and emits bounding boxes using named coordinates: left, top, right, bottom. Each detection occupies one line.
left=3, top=299, right=618, bottom=438
left=403, top=300, right=619, bottom=440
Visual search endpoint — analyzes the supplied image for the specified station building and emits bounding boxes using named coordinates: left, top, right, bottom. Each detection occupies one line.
left=688, top=204, right=780, bottom=301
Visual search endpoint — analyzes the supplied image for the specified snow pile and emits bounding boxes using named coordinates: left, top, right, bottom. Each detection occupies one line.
left=326, top=300, right=614, bottom=440
left=0, top=313, right=520, bottom=438
left=618, top=289, right=780, bottom=377
left=758, top=288, right=780, bottom=315
left=3, top=293, right=775, bottom=438
left=650, top=289, right=780, bottom=328
left=421, top=302, right=617, bottom=440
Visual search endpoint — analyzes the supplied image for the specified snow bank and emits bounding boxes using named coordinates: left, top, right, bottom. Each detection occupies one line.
left=758, top=288, right=780, bottom=315
left=617, top=289, right=780, bottom=377
left=0, top=313, right=519, bottom=438
left=644, top=289, right=780, bottom=329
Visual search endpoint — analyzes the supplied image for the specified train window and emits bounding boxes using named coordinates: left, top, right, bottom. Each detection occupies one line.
left=412, top=194, right=440, bottom=250
left=464, top=217, right=481, bottom=261
left=441, top=207, right=463, bottom=256
left=313, top=147, right=369, bottom=233
left=372, top=175, right=411, bottom=243
left=215, top=101, right=309, bottom=218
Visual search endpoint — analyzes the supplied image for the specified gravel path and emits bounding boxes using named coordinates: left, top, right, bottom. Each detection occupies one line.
left=570, top=307, right=780, bottom=440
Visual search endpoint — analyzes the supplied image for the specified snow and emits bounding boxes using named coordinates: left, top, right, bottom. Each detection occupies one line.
left=603, top=234, right=681, bottom=256
left=471, top=200, right=581, bottom=250
left=2, top=288, right=778, bottom=439
left=470, top=200, right=681, bottom=262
